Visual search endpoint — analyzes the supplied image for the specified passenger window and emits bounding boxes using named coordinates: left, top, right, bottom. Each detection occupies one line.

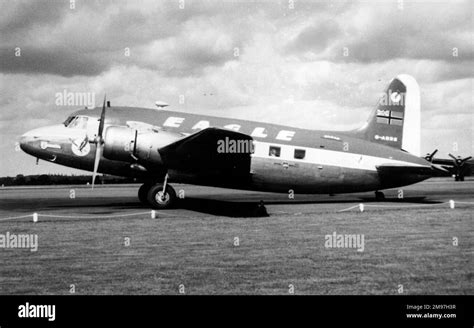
left=294, top=149, right=306, bottom=159
left=269, top=146, right=281, bottom=157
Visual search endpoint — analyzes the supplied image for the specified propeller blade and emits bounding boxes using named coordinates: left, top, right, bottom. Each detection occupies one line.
left=91, top=142, right=102, bottom=189
left=425, top=149, right=438, bottom=162
left=98, top=95, right=107, bottom=139
left=448, top=153, right=457, bottom=161
left=461, top=156, right=472, bottom=164
left=90, top=94, right=108, bottom=189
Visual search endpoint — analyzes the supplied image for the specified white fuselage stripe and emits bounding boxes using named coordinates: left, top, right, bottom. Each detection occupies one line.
left=251, top=141, right=426, bottom=171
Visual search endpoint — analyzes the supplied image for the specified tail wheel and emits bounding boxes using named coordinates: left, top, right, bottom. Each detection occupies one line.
left=147, top=183, right=176, bottom=209
left=138, top=183, right=153, bottom=205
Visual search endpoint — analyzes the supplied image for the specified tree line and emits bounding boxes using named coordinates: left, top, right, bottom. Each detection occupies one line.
left=0, top=174, right=136, bottom=186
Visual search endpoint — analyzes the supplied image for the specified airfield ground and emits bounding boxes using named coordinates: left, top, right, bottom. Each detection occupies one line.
left=0, top=178, right=472, bottom=294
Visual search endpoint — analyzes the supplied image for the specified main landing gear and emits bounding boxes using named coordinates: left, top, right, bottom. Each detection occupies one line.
left=454, top=175, right=464, bottom=182
left=375, top=191, right=385, bottom=201
left=138, top=174, right=177, bottom=209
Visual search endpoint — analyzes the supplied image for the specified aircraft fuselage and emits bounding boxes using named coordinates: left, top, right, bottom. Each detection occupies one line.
left=20, top=106, right=432, bottom=194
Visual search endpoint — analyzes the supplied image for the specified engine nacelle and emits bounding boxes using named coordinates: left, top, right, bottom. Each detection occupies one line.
left=103, top=126, right=181, bottom=166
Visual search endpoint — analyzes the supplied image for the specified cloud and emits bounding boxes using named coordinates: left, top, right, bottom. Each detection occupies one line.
left=289, top=2, right=473, bottom=66
left=0, top=1, right=225, bottom=77
left=0, top=1, right=472, bottom=176
left=0, top=0, right=66, bottom=37
left=0, top=0, right=272, bottom=77
left=286, top=20, right=342, bottom=54
left=0, top=47, right=108, bottom=76
left=133, top=16, right=237, bottom=76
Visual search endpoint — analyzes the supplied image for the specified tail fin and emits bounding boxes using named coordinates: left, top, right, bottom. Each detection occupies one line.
left=355, top=74, right=420, bottom=156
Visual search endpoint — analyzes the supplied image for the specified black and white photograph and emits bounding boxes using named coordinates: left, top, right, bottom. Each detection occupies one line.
left=0, top=0, right=472, bottom=325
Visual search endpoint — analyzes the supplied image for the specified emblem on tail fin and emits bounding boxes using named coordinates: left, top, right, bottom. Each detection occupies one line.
left=378, top=89, right=405, bottom=106
left=376, top=109, right=403, bottom=126
left=390, top=91, right=402, bottom=103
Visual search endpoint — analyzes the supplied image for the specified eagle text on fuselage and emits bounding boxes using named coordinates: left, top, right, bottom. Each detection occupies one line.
left=162, top=116, right=296, bottom=141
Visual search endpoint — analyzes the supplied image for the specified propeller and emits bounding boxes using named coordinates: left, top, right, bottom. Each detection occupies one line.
left=448, top=153, right=472, bottom=180
left=91, top=95, right=107, bottom=189
left=449, top=153, right=472, bottom=167
left=424, top=149, right=438, bottom=162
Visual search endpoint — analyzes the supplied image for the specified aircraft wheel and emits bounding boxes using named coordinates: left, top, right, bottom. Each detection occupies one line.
left=375, top=191, right=385, bottom=201
left=147, top=183, right=177, bottom=209
left=455, top=176, right=459, bottom=181
left=138, top=183, right=153, bottom=205
left=460, top=176, right=465, bottom=181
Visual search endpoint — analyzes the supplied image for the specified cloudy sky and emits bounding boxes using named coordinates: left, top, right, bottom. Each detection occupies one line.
left=0, top=0, right=472, bottom=177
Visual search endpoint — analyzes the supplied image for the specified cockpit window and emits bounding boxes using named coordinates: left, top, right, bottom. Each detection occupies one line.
left=63, top=115, right=75, bottom=127
left=65, top=116, right=88, bottom=129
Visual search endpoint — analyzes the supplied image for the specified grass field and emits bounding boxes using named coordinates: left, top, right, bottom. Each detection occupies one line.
left=0, top=199, right=472, bottom=294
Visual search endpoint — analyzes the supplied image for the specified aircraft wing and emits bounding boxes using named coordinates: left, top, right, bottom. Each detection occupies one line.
left=158, top=127, right=253, bottom=173
left=430, top=163, right=451, bottom=174
left=430, top=158, right=474, bottom=176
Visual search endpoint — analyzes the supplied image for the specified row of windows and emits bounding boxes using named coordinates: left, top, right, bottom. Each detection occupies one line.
left=269, top=146, right=306, bottom=160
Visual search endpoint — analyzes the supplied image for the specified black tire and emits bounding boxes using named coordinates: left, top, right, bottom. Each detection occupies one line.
left=147, top=184, right=177, bottom=209
left=138, top=183, right=153, bottom=205
left=375, top=191, right=385, bottom=201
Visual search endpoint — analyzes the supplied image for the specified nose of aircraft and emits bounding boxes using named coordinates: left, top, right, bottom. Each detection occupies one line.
left=19, top=129, right=40, bottom=154
left=19, top=125, right=68, bottom=156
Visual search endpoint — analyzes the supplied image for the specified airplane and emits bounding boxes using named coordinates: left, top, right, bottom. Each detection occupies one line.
left=20, top=74, right=447, bottom=209
left=424, top=149, right=473, bottom=181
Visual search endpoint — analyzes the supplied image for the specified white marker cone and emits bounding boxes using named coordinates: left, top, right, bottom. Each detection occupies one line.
left=449, top=200, right=455, bottom=209
left=359, top=204, right=364, bottom=212
left=151, top=210, right=156, bottom=219
left=33, top=213, right=38, bottom=223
